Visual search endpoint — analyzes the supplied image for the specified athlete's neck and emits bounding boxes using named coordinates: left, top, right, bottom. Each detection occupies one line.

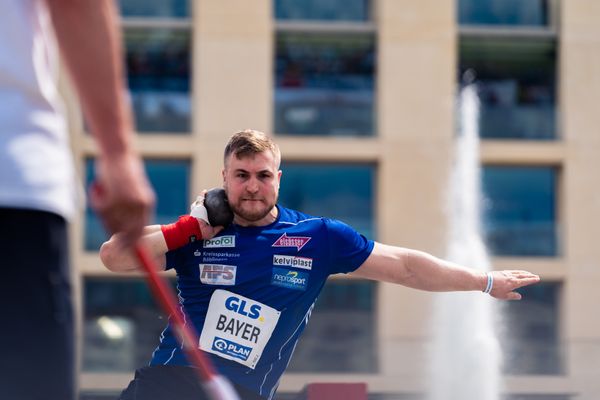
left=234, top=206, right=278, bottom=227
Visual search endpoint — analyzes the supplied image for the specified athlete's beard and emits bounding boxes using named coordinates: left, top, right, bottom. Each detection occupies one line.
left=229, top=195, right=277, bottom=223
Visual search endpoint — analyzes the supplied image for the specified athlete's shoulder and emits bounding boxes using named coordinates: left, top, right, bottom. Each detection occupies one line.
left=276, top=205, right=322, bottom=225
left=276, top=205, right=354, bottom=232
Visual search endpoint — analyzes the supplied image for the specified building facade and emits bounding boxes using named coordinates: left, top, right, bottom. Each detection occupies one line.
left=65, top=1, right=600, bottom=399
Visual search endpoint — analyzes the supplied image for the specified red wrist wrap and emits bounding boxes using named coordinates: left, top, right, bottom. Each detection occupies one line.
left=161, top=215, right=202, bottom=250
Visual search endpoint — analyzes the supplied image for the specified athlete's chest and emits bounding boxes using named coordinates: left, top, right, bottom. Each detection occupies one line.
left=178, top=226, right=329, bottom=291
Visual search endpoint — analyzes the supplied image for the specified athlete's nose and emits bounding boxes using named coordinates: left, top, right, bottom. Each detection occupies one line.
left=246, top=177, right=259, bottom=194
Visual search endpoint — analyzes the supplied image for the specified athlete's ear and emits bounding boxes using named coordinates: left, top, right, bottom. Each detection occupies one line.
left=275, top=170, right=282, bottom=192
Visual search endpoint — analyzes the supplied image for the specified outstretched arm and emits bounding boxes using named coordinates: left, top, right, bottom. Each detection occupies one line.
left=351, top=242, right=540, bottom=300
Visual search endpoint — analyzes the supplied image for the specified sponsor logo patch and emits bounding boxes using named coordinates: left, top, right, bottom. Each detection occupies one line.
left=201, top=290, right=280, bottom=369
left=199, top=264, right=237, bottom=285
left=211, top=336, right=252, bottom=361
left=224, top=295, right=264, bottom=321
left=203, top=235, right=236, bottom=248
left=271, top=267, right=309, bottom=291
left=271, top=233, right=311, bottom=251
left=273, top=254, right=313, bottom=270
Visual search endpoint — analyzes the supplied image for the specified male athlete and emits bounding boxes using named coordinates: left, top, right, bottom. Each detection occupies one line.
left=101, top=129, right=540, bottom=400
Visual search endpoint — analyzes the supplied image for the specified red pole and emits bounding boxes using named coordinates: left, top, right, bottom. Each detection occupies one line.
left=134, top=245, right=239, bottom=400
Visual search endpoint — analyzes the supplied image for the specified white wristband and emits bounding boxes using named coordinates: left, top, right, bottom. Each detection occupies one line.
left=190, top=202, right=209, bottom=225
left=483, top=272, right=494, bottom=294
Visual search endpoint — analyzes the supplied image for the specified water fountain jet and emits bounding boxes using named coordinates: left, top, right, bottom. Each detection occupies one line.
left=427, top=83, right=502, bottom=400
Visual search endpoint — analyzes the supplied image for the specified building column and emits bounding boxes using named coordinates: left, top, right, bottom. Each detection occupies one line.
left=375, top=0, right=455, bottom=392
left=561, top=1, right=600, bottom=398
left=191, top=0, right=273, bottom=192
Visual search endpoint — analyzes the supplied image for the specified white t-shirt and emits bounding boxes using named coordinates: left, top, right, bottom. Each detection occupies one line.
left=0, top=0, right=78, bottom=220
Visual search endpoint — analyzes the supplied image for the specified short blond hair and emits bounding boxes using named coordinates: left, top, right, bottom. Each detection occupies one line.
left=224, top=129, right=281, bottom=168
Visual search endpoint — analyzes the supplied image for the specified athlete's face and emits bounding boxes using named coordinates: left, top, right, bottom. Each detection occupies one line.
left=222, top=150, right=281, bottom=226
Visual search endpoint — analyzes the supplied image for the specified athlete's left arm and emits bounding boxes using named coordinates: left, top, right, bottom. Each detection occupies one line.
left=350, top=242, right=540, bottom=300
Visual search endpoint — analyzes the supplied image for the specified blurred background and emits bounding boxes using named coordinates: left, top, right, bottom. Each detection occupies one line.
left=63, top=0, right=600, bottom=399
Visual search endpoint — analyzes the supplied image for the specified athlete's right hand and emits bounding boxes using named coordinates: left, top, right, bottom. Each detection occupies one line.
left=191, top=190, right=224, bottom=240
left=90, top=152, right=155, bottom=246
left=197, top=218, right=224, bottom=241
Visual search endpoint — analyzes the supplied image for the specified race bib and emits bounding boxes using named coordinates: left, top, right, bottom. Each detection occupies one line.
left=199, top=289, right=280, bottom=369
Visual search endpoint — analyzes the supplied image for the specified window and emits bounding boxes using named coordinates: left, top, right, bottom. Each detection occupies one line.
left=82, top=278, right=175, bottom=372
left=124, top=29, right=191, bottom=133
left=84, top=159, right=191, bottom=251
left=458, top=0, right=550, bottom=27
left=120, top=0, right=192, bottom=133
left=287, top=280, right=377, bottom=372
left=482, top=166, right=558, bottom=256
left=274, top=0, right=371, bottom=21
left=501, top=282, right=563, bottom=375
left=460, top=37, right=557, bottom=140
left=279, top=163, right=375, bottom=239
left=274, top=1, right=376, bottom=137
left=117, top=0, right=189, bottom=18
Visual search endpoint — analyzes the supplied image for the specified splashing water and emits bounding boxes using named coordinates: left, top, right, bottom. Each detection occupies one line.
left=427, top=84, right=502, bottom=400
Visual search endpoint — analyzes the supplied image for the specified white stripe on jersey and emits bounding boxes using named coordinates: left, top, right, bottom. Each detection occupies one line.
left=160, top=282, right=188, bottom=365
left=278, top=217, right=322, bottom=226
left=259, top=302, right=316, bottom=397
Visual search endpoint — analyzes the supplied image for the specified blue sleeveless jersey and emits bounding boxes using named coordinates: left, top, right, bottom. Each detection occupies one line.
left=150, top=206, right=374, bottom=399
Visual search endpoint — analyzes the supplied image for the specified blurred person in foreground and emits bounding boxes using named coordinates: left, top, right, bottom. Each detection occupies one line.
left=101, top=129, right=540, bottom=400
left=0, top=1, right=154, bottom=399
